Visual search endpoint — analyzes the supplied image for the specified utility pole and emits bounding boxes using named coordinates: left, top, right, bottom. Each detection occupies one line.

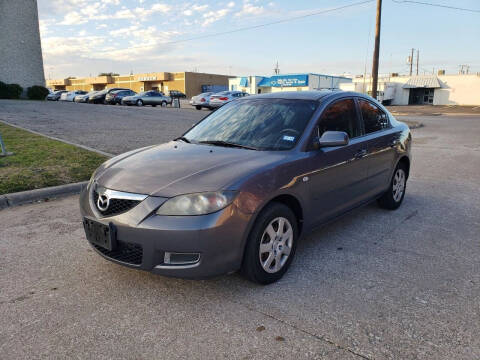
left=409, top=48, right=414, bottom=76
left=274, top=61, right=280, bottom=75
left=371, top=0, right=382, bottom=99
left=415, top=50, right=419, bottom=75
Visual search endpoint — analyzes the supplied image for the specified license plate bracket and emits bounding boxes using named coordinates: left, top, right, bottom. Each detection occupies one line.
left=83, top=218, right=117, bottom=251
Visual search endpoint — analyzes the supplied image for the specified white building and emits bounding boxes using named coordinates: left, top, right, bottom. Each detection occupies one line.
left=229, top=73, right=352, bottom=95
left=340, top=73, right=480, bottom=105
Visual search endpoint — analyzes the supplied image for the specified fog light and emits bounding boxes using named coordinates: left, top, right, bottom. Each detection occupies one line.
left=164, top=252, right=200, bottom=265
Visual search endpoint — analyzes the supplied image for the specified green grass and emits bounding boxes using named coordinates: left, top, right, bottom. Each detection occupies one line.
left=0, top=123, right=107, bottom=194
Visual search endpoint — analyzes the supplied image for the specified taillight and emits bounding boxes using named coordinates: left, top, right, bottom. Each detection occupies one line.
left=219, top=97, right=228, bottom=101
left=200, top=98, right=205, bottom=102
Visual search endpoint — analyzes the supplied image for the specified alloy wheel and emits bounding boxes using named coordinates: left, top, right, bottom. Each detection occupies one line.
left=259, top=217, right=293, bottom=273
left=392, top=168, right=406, bottom=202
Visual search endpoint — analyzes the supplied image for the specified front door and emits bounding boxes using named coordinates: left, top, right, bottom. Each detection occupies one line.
left=307, top=98, right=369, bottom=225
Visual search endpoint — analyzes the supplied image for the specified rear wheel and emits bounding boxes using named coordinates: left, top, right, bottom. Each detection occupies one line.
left=378, top=162, right=407, bottom=210
left=161, top=101, right=167, bottom=107
left=136, top=99, right=143, bottom=106
left=242, top=203, right=297, bottom=284
left=195, top=105, right=202, bottom=110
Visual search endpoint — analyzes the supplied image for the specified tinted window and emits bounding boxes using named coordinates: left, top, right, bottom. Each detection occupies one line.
left=317, top=99, right=360, bottom=139
left=358, top=100, right=389, bottom=134
left=184, top=99, right=318, bottom=151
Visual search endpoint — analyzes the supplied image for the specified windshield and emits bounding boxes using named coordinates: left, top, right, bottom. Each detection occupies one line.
left=184, top=99, right=318, bottom=151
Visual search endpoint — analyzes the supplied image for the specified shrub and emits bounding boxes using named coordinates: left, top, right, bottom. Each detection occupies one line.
left=27, top=85, right=50, bottom=100
left=0, top=82, right=23, bottom=99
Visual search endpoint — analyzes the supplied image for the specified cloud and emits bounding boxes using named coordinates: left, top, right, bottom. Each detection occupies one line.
left=235, top=1, right=265, bottom=17
left=59, top=11, right=88, bottom=25
left=202, top=8, right=230, bottom=27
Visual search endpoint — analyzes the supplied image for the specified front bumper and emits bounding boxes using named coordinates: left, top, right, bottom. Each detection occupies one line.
left=79, top=183, right=251, bottom=279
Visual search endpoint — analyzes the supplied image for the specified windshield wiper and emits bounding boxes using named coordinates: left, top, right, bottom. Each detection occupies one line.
left=174, top=136, right=191, bottom=143
left=198, top=140, right=257, bottom=150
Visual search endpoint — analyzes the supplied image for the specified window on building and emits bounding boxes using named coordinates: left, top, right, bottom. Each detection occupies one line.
left=317, top=98, right=361, bottom=139
left=358, top=99, right=389, bottom=134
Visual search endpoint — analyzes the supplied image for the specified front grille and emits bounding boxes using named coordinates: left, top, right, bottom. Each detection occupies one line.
left=93, top=191, right=140, bottom=217
left=93, top=240, right=143, bottom=265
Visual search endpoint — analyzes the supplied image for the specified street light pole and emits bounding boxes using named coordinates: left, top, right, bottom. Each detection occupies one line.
left=371, top=0, right=382, bottom=99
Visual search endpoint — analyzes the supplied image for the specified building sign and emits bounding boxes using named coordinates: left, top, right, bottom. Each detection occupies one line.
left=258, top=74, right=309, bottom=88
left=138, top=76, right=157, bottom=81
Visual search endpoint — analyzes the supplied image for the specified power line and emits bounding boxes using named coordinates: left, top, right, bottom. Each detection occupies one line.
left=96, top=0, right=375, bottom=53
left=392, top=0, right=480, bottom=13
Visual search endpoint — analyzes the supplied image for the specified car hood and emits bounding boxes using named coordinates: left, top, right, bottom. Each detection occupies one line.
left=95, top=142, right=287, bottom=197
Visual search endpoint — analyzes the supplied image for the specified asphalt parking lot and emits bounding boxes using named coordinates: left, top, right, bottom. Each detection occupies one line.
left=0, top=100, right=479, bottom=359
left=0, top=100, right=206, bottom=155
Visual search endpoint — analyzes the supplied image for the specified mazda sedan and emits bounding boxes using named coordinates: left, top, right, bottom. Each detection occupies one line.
left=80, top=91, right=411, bottom=284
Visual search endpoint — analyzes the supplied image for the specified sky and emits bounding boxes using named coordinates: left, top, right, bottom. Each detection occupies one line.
left=37, top=0, right=480, bottom=79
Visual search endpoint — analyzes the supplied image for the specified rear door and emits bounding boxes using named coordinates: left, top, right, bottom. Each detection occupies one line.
left=307, top=98, right=370, bottom=225
left=356, top=98, right=398, bottom=197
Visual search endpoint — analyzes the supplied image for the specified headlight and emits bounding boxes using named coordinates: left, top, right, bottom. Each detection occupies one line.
left=156, top=191, right=236, bottom=216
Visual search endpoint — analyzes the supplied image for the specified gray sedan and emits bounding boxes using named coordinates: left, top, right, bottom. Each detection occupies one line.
left=208, top=91, right=249, bottom=108
left=122, top=91, right=172, bottom=107
left=80, top=91, right=411, bottom=284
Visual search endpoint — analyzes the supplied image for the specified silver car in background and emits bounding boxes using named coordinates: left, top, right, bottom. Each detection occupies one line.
left=74, top=91, right=98, bottom=103
left=190, top=92, right=214, bottom=110
left=60, top=90, right=88, bottom=102
left=209, top=91, right=249, bottom=108
left=122, top=91, right=172, bottom=107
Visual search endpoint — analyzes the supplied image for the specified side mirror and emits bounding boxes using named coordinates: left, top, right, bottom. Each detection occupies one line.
left=313, top=131, right=349, bottom=149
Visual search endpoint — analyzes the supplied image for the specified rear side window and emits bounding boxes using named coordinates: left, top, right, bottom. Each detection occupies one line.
left=318, top=98, right=361, bottom=139
left=358, top=100, right=389, bottom=134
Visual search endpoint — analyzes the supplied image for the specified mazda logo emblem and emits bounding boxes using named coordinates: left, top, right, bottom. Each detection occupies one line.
left=97, top=193, right=110, bottom=211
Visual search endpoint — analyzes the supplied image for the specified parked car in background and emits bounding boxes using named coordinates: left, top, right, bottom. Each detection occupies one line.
left=105, top=89, right=137, bottom=105
left=209, top=91, right=249, bottom=108
left=74, top=91, right=98, bottom=103
left=190, top=92, right=214, bottom=110
left=60, top=90, right=88, bottom=102
left=122, top=91, right=172, bottom=107
left=168, top=90, right=186, bottom=99
left=80, top=91, right=411, bottom=284
left=46, top=90, right=67, bottom=101
left=88, top=88, right=130, bottom=104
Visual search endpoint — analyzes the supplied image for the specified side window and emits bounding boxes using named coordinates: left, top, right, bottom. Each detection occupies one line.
left=358, top=99, right=389, bottom=134
left=317, top=98, right=360, bottom=139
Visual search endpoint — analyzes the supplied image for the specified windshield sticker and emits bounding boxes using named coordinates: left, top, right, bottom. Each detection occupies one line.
left=283, top=135, right=295, bottom=142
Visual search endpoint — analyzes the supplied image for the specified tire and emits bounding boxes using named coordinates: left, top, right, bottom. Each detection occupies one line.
left=195, top=105, right=202, bottom=110
left=378, top=162, right=407, bottom=210
left=241, top=202, right=298, bottom=284
left=136, top=99, right=143, bottom=106
left=161, top=101, right=167, bottom=107
left=152, top=104, right=157, bottom=107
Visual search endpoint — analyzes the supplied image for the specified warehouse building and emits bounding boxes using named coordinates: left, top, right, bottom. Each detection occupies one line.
left=228, top=73, right=352, bottom=94
left=47, top=72, right=232, bottom=98
left=340, top=73, right=480, bottom=105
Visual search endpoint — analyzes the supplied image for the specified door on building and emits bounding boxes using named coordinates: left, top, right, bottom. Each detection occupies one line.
left=409, top=88, right=434, bottom=104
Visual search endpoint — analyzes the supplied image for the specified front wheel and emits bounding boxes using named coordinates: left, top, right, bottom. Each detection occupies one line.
left=195, top=105, right=202, bottom=110
left=378, top=163, right=407, bottom=210
left=136, top=99, right=143, bottom=106
left=241, top=203, right=297, bottom=284
left=161, top=101, right=167, bottom=107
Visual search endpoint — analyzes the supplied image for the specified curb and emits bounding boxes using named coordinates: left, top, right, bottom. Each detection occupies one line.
left=0, top=181, right=87, bottom=210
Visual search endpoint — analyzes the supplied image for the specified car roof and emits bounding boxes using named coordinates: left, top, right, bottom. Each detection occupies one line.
left=245, top=90, right=340, bottom=101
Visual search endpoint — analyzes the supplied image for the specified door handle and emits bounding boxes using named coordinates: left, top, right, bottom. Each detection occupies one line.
left=354, top=149, right=367, bottom=159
